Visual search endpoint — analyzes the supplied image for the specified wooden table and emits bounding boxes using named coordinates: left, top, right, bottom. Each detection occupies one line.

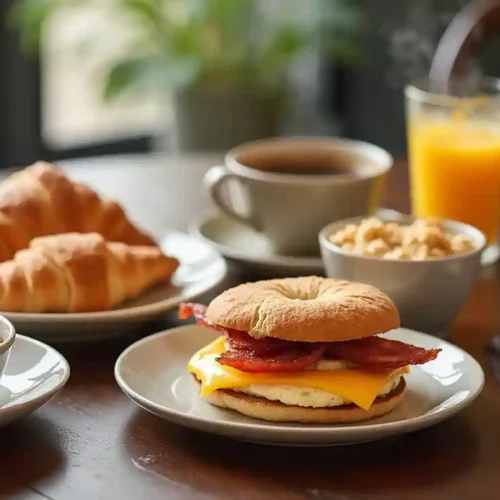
left=0, top=155, right=498, bottom=500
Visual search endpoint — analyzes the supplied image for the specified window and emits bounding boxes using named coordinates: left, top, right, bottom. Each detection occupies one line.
left=1, top=2, right=171, bottom=165
left=42, top=6, right=166, bottom=153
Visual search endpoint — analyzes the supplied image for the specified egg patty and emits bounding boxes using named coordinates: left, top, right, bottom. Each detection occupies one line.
left=231, top=360, right=404, bottom=408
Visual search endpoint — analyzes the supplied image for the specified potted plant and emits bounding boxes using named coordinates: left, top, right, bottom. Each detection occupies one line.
left=11, top=0, right=363, bottom=152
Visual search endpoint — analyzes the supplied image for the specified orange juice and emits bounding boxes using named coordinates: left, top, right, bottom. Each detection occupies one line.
left=408, top=117, right=500, bottom=243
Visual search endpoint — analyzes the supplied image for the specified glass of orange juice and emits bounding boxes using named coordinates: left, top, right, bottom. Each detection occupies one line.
left=406, top=78, right=500, bottom=265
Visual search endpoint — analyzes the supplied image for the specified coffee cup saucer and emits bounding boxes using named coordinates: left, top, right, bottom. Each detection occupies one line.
left=190, top=209, right=401, bottom=279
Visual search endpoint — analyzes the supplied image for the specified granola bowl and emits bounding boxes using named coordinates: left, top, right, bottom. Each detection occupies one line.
left=319, top=215, right=486, bottom=336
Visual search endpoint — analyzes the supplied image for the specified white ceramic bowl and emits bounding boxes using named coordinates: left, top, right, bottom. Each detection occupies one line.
left=319, top=215, right=486, bottom=336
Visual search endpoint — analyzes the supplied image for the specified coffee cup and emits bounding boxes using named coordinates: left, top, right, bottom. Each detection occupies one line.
left=204, top=137, right=393, bottom=256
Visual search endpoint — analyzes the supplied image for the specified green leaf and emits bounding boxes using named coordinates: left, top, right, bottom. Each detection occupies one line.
left=123, top=0, right=161, bottom=24
left=9, top=0, right=91, bottom=52
left=12, top=0, right=365, bottom=96
left=103, top=58, right=147, bottom=101
left=8, top=0, right=57, bottom=51
left=188, top=0, right=252, bottom=23
left=259, top=26, right=306, bottom=76
left=271, top=27, right=306, bottom=58
left=102, top=55, right=202, bottom=100
left=318, top=0, right=365, bottom=66
left=121, top=0, right=171, bottom=51
left=167, top=23, right=200, bottom=55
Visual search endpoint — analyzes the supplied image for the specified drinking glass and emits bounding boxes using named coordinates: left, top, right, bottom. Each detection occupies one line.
left=405, top=78, right=500, bottom=265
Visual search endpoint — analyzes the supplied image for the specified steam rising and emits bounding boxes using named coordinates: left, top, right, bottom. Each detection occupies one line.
left=384, top=0, right=472, bottom=88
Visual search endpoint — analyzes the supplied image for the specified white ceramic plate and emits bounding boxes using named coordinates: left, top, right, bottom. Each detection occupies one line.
left=190, top=208, right=402, bottom=278
left=2, top=231, right=227, bottom=342
left=115, top=325, right=484, bottom=446
left=0, top=335, right=69, bottom=427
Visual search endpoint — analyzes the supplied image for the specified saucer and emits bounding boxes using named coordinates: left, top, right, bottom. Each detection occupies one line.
left=190, top=209, right=402, bottom=278
left=115, top=325, right=484, bottom=447
left=0, top=335, right=69, bottom=427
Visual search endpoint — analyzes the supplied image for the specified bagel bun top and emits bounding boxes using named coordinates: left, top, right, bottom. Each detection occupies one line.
left=205, top=276, right=400, bottom=343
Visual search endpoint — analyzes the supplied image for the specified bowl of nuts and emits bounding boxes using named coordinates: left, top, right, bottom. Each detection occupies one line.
left=319, top=215, right=486, bottom=336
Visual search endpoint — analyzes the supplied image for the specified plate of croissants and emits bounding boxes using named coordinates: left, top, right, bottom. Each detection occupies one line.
left=0, top=162, right=227, bottom=342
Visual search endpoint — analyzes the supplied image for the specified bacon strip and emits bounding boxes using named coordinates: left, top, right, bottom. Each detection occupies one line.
left=179, top=302, right=294, bottom=355
left=179, top=302, right=211, bottom=324
left=217, top=344, right=327, bottom=373
left=180, top=302, right=325, bottom=372
left=180, top=303, right=441, bottom=372
left=222, top=329, right=294, bottom=355
left=326, top=336, right=441, bottom=369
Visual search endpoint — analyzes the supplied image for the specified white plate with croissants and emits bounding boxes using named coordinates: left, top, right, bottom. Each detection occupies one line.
left=0, top=162, right=227, bottom=342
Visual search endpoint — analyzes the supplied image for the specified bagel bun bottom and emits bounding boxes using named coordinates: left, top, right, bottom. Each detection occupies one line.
left=195, top=378, right=406, bottom=424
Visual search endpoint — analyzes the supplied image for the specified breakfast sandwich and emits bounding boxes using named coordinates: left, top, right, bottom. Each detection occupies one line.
left=179, top=276, right=440, bottom=423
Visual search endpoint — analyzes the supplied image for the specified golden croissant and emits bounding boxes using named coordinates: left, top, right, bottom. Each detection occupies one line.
left=0, top=233, right=179, bottom=313
left=0, top=162, right=156, bottom=261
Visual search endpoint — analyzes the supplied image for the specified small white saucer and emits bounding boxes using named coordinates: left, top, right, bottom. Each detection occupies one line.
left=115, top=325, right=484, bottom=447
left=191, top=209, right=402, bottom=278
left=0, top=335, right=69, bottom=427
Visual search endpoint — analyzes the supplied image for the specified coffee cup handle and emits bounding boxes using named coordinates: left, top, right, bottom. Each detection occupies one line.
left=204, top=166, right=254, bottom=227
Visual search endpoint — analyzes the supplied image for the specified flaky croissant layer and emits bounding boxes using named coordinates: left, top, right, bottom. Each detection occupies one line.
left=0, top=233, right=179, bottom=313
left=0, top=162, right=156, bottom=262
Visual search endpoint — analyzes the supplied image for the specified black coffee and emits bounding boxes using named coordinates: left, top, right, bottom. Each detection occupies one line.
left=238, top=148, right=364, bottom=177
left=263, top=165, right=357, bottom=176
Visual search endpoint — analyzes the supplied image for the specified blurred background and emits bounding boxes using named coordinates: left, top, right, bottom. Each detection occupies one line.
left=2, top=0, right=500, bottom=169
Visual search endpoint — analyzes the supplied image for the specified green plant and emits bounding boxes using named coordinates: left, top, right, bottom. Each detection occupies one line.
left=10, top=0, right=364, bottom=101
left=321, top=0, right=365, bottom=65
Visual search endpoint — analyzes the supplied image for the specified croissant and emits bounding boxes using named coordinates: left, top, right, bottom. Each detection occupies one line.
left=0, top=162, right=156, bottom=261
left=0, top=233, right=179, bottom=313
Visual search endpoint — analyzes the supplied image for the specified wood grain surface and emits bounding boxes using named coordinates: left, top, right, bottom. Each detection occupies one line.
left=0, top=155, right=498, bottom=500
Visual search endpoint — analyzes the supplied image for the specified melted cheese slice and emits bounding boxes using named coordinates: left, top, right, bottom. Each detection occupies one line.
left=188, top=337, right=408, bottom=410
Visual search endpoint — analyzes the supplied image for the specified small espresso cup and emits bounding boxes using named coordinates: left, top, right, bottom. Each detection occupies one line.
left=204, top=137, right=393, bottom=256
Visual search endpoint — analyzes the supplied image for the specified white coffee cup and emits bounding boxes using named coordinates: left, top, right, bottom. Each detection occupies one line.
left=204, top=137, right=393, bottom=256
